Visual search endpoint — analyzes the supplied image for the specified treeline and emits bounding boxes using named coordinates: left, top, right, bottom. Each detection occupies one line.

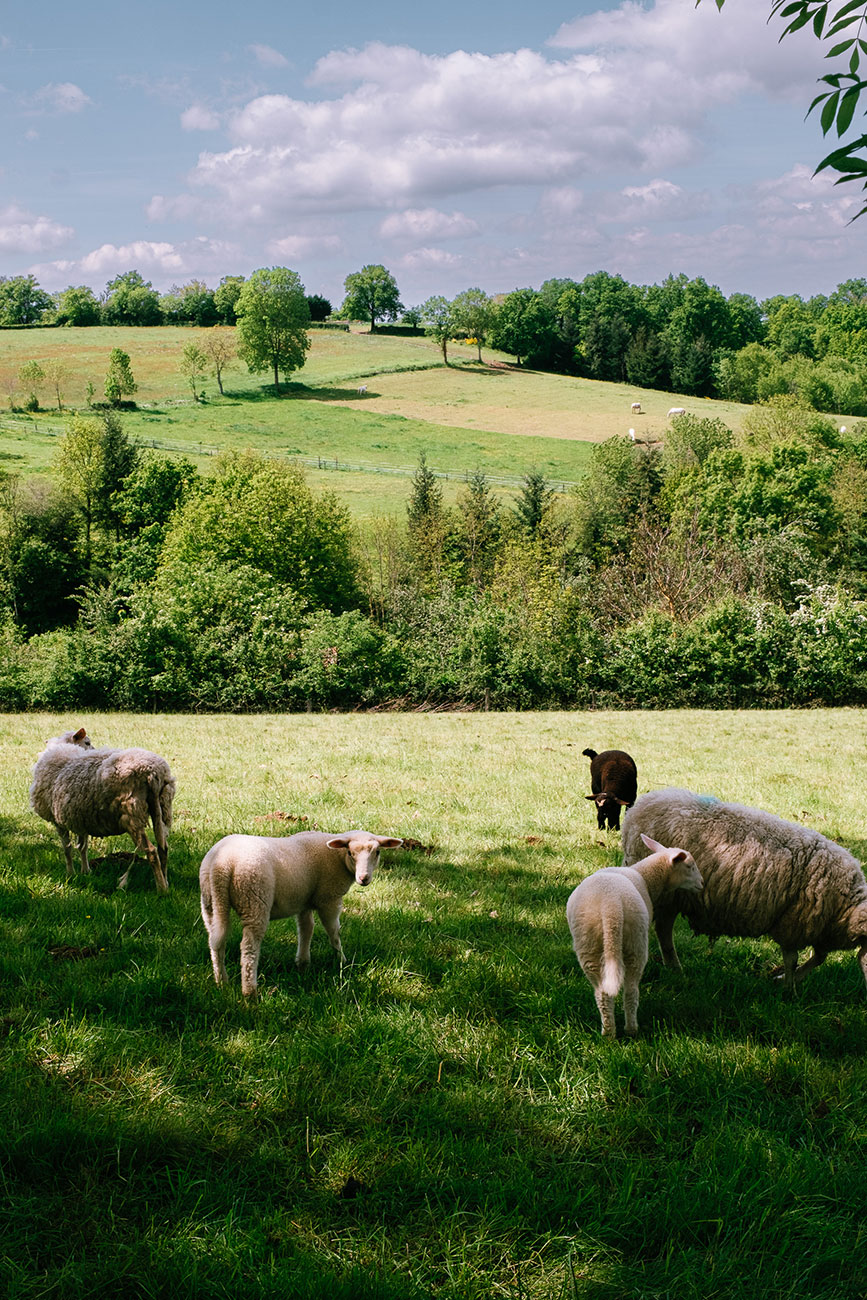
left=6, top=266, right=867, bottom=414
left=3, top=396, right=867, bottom=711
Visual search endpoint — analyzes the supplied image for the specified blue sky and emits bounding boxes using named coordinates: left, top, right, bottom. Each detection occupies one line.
left=2, top=0, right=866, bottom=309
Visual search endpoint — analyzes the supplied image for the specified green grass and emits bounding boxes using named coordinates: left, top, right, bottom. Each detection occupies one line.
left=1, top=708, right=866, bottom=1298
left=0, top=327, right=753, bottom=516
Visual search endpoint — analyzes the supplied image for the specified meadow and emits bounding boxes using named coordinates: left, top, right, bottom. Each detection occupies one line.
left=0, top=327, right=752, bottom=516
left=1, top=708, right=866, bottom=1299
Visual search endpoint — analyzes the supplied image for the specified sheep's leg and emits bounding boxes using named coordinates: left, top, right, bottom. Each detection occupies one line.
left=316, top=901, right=345, bottom=964
left=206, top=923, right=229, bottom=988
left=778, top=948, right=799, bottom=990
left=295, top=910, right=315, bottom=968
left=77, top=834, right=91, bottom=875
left=653, top=906, right=681, bottom=970
left=593, top=986, right=617, bottom=1039
left=125, top=829, right=168, bottom=895
left=622, top=977, right=640, bottom=1037
left=57, top=828, right=75, bottom=877
left=770, top=947, right=827, bottom=984
left=793, top=948, right=828, bottom=982
left=239, top=921, right=267, bottom=997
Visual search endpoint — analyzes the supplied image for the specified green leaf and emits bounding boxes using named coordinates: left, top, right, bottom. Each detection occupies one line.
left=813, top=3, right=829, bottom=36
left=837, top=85, right=861, bottom=131
left=827, top=38, right=856, bottom=55
left=821, top=89, right=842, bottom=131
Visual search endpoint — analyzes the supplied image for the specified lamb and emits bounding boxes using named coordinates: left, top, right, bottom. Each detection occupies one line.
left=631, top=402, right=642, bottom=414
left=30, top=728, right=175, bottom=894
left=667, top=407, right=686, bottom=417
left=621, top=788, right=867, bottom=990
left=582, top=747, right=638, bottom=832
left=566, top=833, right=703, bottom=1038
left=199, top=829, right=403, bottom=996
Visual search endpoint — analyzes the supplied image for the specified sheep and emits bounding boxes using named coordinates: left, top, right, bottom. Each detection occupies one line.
left=199, top=829, right=403, bottom=996
left=621, top=788, right=867, bottom=990
left=357, top=384, right=368, bottom=396
left=567, top=833, right=703, bottom=1038
left=30, top=728, right=175, bottom=894
left=631, top=402, right=642, bottom=414
left=667, top=407, right=686, bottom=417
left=582, top=747, right=638, bottom=832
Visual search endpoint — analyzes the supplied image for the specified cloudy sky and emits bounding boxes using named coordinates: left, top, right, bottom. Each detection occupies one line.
left=2, top=0, right=865, bottom=308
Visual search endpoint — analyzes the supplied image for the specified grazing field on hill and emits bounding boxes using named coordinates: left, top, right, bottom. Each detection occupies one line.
left=2, top=708, right=866, bottom=1300
left=0, top=327, right=752, bottom=515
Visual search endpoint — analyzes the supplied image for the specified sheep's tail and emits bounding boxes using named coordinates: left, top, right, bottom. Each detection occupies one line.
left=582, top=748, right=598, bottom=759
left=147, top=773, right=173, bottom=872
left=600, top=910, right=625, bottom=997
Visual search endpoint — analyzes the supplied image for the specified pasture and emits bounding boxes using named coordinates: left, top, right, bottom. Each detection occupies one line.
left=1, top=708, right=866, bottom=1299
left=0, top=327, right=751, bottom=515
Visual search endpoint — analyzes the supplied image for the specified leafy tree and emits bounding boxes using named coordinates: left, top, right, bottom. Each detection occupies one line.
left=451, top=288, right=496, bottom=361
left=490, top=289, right=556, bottom=366
left=765, top=297, right=819, bottom=359
left=101, top=271, right=162, bottom=326
left=214, top=275, right=245, bottom=324
left=96, top=411, right=139, bottom=537
left=340, top=264, right=403, bottom=332
left=419, top=295, right=457, bottom=363
left=0, top=275, right=52, bottom=325
left=514, top=468, right=554, bottom=536
left=306, top=294, right=332, bottom=321
left=406, top=452, right=444, bottom=533
left=235, top=267, right=311, bottom=390
left=160, top=280, right=218, bottom=327
left=179, top=343, right=209, bottom=402
left=0, top=479, right=85, bottom=634
left=55, top=416, right=106, bottom=565
left=18, top=361, right=45, bottom=411
left=54, top=285, right=101, bottom=326
left=44, top=359, right=70, bottom=411
left=104, top=348, right=137, bottom=406
left=161, top=452, right=362, bottom=612
left=456, top=469, right=502, bottom=589
left=201, top=327, right=236, bottom=394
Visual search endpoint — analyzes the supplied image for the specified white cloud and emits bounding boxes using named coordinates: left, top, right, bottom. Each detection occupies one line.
left=0, top=204, right=73, bottom=253
left=249, top=44, right=288, bottom=68
left=30, top=236, right=243, bottom=292
left=181, top=105, right=220, bottom=131
left=399, top=247, right=463, bottom=270
left=380, top=208, right=480, bottom=241
left=266, top=232, right=344, bottom=258
left=29, top=82, right=92, bottom=114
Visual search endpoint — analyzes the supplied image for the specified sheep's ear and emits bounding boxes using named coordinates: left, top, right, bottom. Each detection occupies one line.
left=640, top=833, right=666, bottom=854
left=669, top=848, right=689, bottom=864
left=584, top=794, right=596, bottom=801
left=615, top=798, right=631, bottom=806
left=326, top=836, right=351, bottom=850
left=375, top=837, right=403, bottom=848
left=73, top=727, right=88, bottom=742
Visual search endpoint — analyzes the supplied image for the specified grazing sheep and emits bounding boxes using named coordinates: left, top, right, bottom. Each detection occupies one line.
left=631, top=402, right=642, bottom=414
left=567, top=833, right=703, bottom=1038
left=667, top=407, right=686, bottom=417
left=621, top=788, right=867, bottom=990
left=200, top=829, right=403, bottom=996
left=30, top=728, right=175, bottom=893
left=582, top=748, right=638, bottom=832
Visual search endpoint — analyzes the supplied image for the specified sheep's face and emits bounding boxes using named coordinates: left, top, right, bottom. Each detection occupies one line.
left=327, top=833, right=403, bottom=886
left=668, top=849, right=703, bottom=894
left=51, top=727, right=94, bottom=751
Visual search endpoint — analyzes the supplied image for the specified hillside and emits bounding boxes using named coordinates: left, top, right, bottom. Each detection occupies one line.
left=0, top=326, right=752, bottom=515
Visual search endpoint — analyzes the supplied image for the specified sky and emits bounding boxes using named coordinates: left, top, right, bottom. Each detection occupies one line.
left=2, top=0, right=866, bottom=309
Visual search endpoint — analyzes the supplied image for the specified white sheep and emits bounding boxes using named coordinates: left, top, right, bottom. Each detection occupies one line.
left=30, top=728, right=175, bottom=893
left=667, top=407, right=686, bottom=417
left=199, top=829, right=403, bottom=995
left=621, top=788, right=867, bottom=990
left=566, top=834, right=702, bottom=1038
left=631, top=402, right=642, bottom=414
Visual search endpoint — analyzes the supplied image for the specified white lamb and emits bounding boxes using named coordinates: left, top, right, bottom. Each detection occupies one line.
left=621, top=788, right=867, bottom=990
left=199, top=829, right=403, bottom=996
left=566, top=834, right=703, bottom=1038
left=30, top=728, right=175, bottom=893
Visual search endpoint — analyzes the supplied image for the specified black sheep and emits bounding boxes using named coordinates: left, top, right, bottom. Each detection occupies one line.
left=582, top=748, right=638, bottom=831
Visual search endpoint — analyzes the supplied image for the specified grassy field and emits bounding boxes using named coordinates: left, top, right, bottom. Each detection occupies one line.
left=1, top=708, right=866, bottom=1299
left=0, top=327, right=752, bottom=516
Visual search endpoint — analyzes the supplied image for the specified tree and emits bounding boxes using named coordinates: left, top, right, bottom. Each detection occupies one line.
left=490, top=289, right=557, bottom=367
left=0, top=275, right=52, bottom=325
left=214, top=275, right=245, bottom=324
left=44, top=359, right=69, bottom=411
left=306, top=294, right=332, bottom=322
left=0, top=479, right=85, bottom=634
left=452, top=288, right=496, bottom=362
left=104, top=348, right=137, bottom=406
left=201, top=327, right=236, bottom=395
left=456, top=469, right=502, bottom=589
left=419, top=295, right=457, bottom=363
left=179, top=343, right=209, bottom=402
left=101, top=271, right=162, bottom=326
left=160, top=280, right=218, bottom=327
left=514, top=468, right=554, bottom=536
left=235, top=267, right=311, bottom=391
left=18, top=361, right=45, bottom=411
left=55, top=411, right=139, bottom=560
left=703, top=0, right=867, bottom=213
left=54, top=284, right=101, bottom=326
left=340, top=264, right=403, bottom=332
